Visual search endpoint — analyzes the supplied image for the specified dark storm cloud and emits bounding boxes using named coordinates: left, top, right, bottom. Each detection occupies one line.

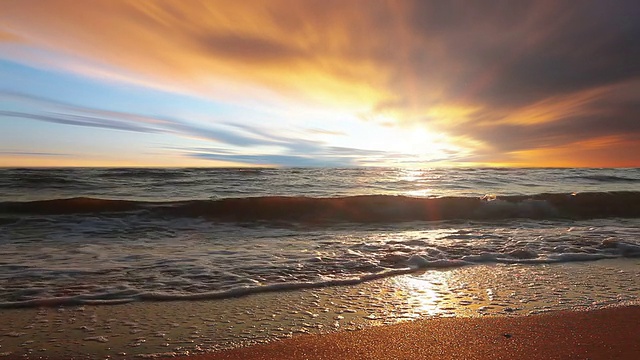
left=475, top=5, right=639, bottom=106
left=402, top=0, right=640, bottom=107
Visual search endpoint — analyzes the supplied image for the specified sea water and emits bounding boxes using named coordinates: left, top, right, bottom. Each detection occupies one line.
left=0, top=168, right=639, bottom=357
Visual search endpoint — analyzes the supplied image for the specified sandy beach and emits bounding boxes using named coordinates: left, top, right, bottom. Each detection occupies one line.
left=2, top=0, right=639, bottom=358
left=1, top=259, right=639, bottom=359
left=184, top=305, right=640, bottom=360
left=2, top=305, right=638, bottom=359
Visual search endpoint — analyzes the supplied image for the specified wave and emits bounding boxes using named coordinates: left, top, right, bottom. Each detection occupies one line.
left=2, top=239, right=638, bottom=309
left=569, top=175, right=640, bottom=183
left=2, top=192, right=640, bottom=223
left=1, top=174, right=90, bottom=188
left=97, top=167, right=268, bottom=179
left=96, top=168, right=194, bottom=179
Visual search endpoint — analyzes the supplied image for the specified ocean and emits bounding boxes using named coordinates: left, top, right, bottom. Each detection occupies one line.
left=1, top=167, right=639, bottom=357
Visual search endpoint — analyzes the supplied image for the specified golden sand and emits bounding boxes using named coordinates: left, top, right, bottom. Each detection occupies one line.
left=182, top=306, right=640, bottom=360
left=1, top=260, right=638, bottom=359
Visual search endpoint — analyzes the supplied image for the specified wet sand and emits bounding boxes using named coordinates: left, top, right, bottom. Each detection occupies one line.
left=1, top=260, right=638, bottom=359
left=183, top=305, right=640, bottom=360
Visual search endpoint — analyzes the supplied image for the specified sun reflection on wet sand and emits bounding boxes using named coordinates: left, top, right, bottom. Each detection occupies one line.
left=0, top=260, right=638, bottom=358
left=393, top=272, right=452, bottom=317
left=405, top=188, right=435, bottom=197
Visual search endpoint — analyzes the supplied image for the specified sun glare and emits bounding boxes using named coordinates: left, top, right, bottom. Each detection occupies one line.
left=323, top=112, right=464, bottom=166
left=400, top=126, right=448, bottom=157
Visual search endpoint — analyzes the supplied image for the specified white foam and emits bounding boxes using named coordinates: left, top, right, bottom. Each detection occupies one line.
left=83, top=336, right=109, bottom=343
left=548, top=253, right=614, bottom=262
left=461, top=253, right=500, bottom=262
left=2, top=213, right=640, bottom=308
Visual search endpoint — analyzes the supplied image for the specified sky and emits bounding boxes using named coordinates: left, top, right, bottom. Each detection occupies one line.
left=0, top=0, right=638, bottom=168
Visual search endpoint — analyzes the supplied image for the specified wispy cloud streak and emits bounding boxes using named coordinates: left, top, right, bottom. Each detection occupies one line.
left=0, top=92, right=408, bottom=166
left=0, top=0, right=638, bottom=166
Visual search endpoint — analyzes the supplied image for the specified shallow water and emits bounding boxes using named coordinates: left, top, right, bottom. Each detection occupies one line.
left=2, top=167, right=639, bottom=201
left=1, top=166, right=639, bottom=358
left=1, top=216, right=639, bottom=308
left=1, top=168, right=639, bottom=308
left=0, top=259, right=638, bottom=359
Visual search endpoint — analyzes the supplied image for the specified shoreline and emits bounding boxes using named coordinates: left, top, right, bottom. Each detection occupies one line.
left=181, top=305, right=640, bottom=360
left=2, top=305, right=639, bottom=359
left=1, top=259, right=638, bottom=359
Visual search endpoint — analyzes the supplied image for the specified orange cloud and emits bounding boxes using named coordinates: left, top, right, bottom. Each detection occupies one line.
left=0, top=29, right=20, bottom=42
left=504, top=136, right=640, bottom=168
left=0, top=153, right=248, bottom=168
left=1, top=0, right=638, bottom=167
left=490, top=86, right=612, bottom=126
left=1, top=0, right=398, bottom=111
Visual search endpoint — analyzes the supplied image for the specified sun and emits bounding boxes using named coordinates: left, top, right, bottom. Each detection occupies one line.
left=373, top=121, right=464, bottom=165
left=307, top=111, right=469, bottom=167
left=398, top=126, right=449, bottom=157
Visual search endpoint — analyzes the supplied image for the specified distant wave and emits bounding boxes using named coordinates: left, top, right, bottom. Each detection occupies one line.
left=97, top=167, right=267, bottom=177
left=2, top=192, right=640, bottom=222
left=569, top=175, right=640, bottom=183
left=3, top=174, right=90, bottom=188
left=98, top=168, right=191, bottom=179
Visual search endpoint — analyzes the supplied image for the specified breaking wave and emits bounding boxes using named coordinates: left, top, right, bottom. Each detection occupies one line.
left=2, top=191, right=640, bottom=223
left=2, top=238, right=638, bottom=309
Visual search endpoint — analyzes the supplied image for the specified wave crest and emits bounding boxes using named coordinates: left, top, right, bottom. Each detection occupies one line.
left=2, top=192, right=639, bottom=223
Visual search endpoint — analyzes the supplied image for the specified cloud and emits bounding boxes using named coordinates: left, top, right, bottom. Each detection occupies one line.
left=1, top=0, right=639, bottom=166
left=0, top=110, right=160, bottom=133
left=0, top=150, right=70, bottom=157
left=0, top=92, right=271, bottom=147
left=445, top=79, right=640, bottom=153
left=398, top=1, right=639, bottom=105
left=189, top=153, right=352, bottom=168
left=0, top=29, right=20, bottom=42
left=196, top=33, right=306, bottom=63
left=0, top=0, right=392, bottom=109
left=0, top=92, right=395, bottom=166
left=185, top=145, right=439, bottom=168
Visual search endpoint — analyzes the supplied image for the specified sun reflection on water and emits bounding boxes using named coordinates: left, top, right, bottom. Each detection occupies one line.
left=398, top=169, right=426, bottom=182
